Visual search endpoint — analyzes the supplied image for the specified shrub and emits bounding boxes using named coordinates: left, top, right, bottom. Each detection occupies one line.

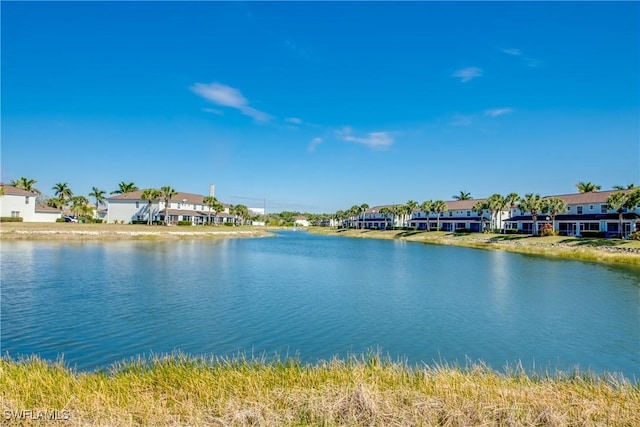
left=93, top=218, right=104, bottom=224
left=224, top=222, right=234, bottom=226
left=0, top=217, right=23, bottom=222
left=455, top=228, right=471, bottom=233
left=630, top=231, right=640, bottom=240
left=177, top=220, right=192, bottom=226
left=55, top=218, right=66, bottom=223
left=580, top=231, right=606, bottom=238
left=541, top=223, right=558, bottom=236
left=504, top=229, right=520, bottom=234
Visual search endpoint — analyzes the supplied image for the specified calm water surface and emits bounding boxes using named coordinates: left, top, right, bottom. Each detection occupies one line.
left=1, top=231, right=639, bottom=378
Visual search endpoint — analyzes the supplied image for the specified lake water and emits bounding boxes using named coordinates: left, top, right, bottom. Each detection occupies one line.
left=1, top=231, right=639, bottom=379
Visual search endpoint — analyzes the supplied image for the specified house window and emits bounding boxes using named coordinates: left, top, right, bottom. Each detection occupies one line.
left=577, top=206, right=582, bottom=214
left=25, top=196, right=29, bottom=204
left=135, top=202, right=140, bottom=208
left=193, top=204, right=196, bottom=210
left=589, top=205, right=594, bottom=211
left=449, top=212, right=452, bottom=217
left=467, top=211, right=470, bottom=217
left=11, top=211, right=20, bottom=217
left=601, top=205, right=607, bottom=213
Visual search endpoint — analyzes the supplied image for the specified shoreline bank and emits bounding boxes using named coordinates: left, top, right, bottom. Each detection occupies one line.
left=307, top=227, right=640, bottom=266
left=0, top=223, right=273, bottom=241
left=2, top=354, right=637, bottom=426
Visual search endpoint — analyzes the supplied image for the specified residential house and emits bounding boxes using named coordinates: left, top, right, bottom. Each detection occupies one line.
left=409, top=199, right=508, bottom=232
left=505, top=190, right=640, bottom=236
left=0, top=183, right=62, bottom=222
left=107, top=190, right=235, bottom=225
left=294, top=216, right=310, bottom=227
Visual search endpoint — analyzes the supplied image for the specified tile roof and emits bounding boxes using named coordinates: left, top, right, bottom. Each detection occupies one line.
left=35, top=204, right=62, bottom=213
left=544, top=189, right=636, bottom=205
left=0, top=183, right=38, bottom=196
left=108, top=190, right=219, bottom=205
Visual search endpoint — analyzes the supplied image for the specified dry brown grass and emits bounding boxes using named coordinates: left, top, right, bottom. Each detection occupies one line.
left=1, top=354, right=638, bottom=426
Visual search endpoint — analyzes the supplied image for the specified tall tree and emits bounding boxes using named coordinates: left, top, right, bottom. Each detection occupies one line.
left=606, top=189, right=640, bottom=238
left=160, top=186, right=177, bottom=225
left=405, top=200, right=418, bottom=227
left=519, top=194, right=544, bottom=235
left=486, top=194, right=507, bottom=232
left=88, top=187, right=106, bottom=218
left=141, top=188, right=161, bottom=225
left=452, top=191, right=472, bottom=201
left=613, top=184, right=635, bottom=190
left=52, top=182, right=74, bottom=209
left=419, top=200, right=433, bottom=231
left=359, top=203, right=369, bottom=229
left=11, top=177, right=40, bottom=194
left=203, top=196, right=223, bottom=225
left=472, top=200, right=489, bottom=232
left=576, top=181, right=601, bottom=193
left=431, top=200, right=447, bottom=231
left=542, top=197, right=568, bottom=233
left=111, top=181, right=139, bottom=195
left=70, top=196, right=90, bottom=219
left=505, top=193, right=520, bottom=214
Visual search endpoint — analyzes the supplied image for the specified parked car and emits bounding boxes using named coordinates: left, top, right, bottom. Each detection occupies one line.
left=64, top=216, right=78, bottom=223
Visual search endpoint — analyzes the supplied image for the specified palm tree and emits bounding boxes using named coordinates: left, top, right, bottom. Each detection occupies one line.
left=505, top=192, right=520, bottom=215
left=486, top=194, right=507, bottom=232
left=0, top=186, right=4, bottom=197
left=70, top=196, right=90, bottom=220
left=52, top=183, right=74, bottom=210
left=111, top=181, right=139, bottom=195
left=233, top=204, right=249, bottom=225
left=542, top=197, right=568, bottom=234
left=519, top=194, right=543, bottom=235
left=11, top=177, right=40, bottom=194
left=606, top=189, right=640, bottom=238
left=160, top=186, right=177, bottom=225
left=359, top=203, right=369, bottom=229
left=141, top=188, right=161, bottom=225
left=419, top=200, right=433, bottom=231
left=88, top=187, right=106, bottom=218
left=391, top=205, right=403, bottom=229
left=452, top=191, right=472, bottom=201
left=405, top=200, right=418, bottom=227
left=472, top=200, right=489, bottom=232
left=613, top=184, right=635, bottom=190
left=203, top=196, right=215, bottom=225
left=576, top=181, right=601, bottom=193
left=431, top=200, right=447, bottom=231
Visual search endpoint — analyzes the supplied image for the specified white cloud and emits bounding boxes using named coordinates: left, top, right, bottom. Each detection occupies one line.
left=484, top=108, right=513, bottom=117
left=501, top=48, right=522, bottom=56
left=202, top=108, right=223, bottom=115
left=450, top=114, right=475, bottom=127
left=337, top=127, right=394, bottom=149
left=191, top=82, right=272, bottom=123
left=452, top=67, right=483, bottom=82
left=286, top=117, right=303, bottom=124
left=308, top=137, right=322, bottom=152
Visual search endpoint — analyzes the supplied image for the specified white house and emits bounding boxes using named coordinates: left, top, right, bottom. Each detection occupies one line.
left=409, top=199, right=510, bottom=232
left=505, top=190, right=640, bottom=237
left=0, top=183, right=62, bottom=222
left=107, top=190, right=235, bottom=225
left=294, top=216, right=310, bottom=227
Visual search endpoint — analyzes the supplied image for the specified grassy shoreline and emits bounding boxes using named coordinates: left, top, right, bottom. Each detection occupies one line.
left=0, top=222, right=273, bottom=241
left=307, top=227, right=640, bottom=266
left=2, top=354, right=638, bottom=426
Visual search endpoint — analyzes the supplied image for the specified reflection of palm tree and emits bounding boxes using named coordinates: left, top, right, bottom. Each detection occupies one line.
left=576, top=181, right=601, bottom=193
left=160, top=186, right=177, bottom=225
left=88, top=187, right=106, bottom=218
left=141, top=188, right=161, bottom=225
left=452, top=191, right=472, bottom=201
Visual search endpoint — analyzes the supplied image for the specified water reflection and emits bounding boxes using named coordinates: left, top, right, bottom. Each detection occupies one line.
left=1, top=233, right=638, bottom=379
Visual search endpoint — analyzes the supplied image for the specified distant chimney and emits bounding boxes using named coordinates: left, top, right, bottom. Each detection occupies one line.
left=209, top=184, right=215, bottom=198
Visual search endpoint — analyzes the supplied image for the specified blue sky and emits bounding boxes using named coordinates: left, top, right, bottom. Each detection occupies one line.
left=2, top=1, right=638, bottom=213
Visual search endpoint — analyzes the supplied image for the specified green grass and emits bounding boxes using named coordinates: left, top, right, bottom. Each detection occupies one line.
left=2, top=354, right=638, bottom=426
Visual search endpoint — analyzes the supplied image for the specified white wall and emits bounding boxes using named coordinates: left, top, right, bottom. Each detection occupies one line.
left=0, top=193, right=37, bottom=221
left=108, top=200, right=158, bottom=223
